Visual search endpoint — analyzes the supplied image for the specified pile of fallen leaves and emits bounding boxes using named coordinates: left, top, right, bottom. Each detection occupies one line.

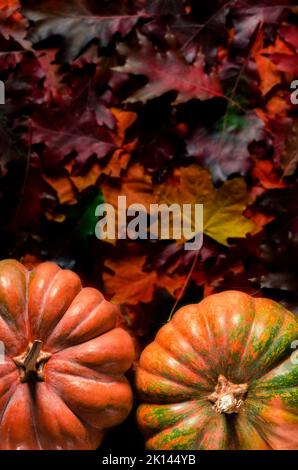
left=1, top=0, right=298, bottom=353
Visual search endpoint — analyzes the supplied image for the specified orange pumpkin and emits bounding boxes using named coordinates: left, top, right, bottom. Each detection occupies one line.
left=136, top=291, right=298, bottom=450
left=0, top=259, right=134, bottom=450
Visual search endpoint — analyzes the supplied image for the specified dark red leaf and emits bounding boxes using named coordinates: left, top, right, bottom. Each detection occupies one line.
left=21, top=0, right=149, bottom=61
left=187, top=111, right=266, bottom=181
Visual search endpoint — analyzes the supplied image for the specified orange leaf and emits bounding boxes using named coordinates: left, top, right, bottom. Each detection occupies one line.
left=69, top=162, right=102, bottom=192
left=110, top=108, right=137, bottom=145
left=252, top=159, right=286, bottom=189
left=44, top=174, right=77, bottom=205
left=101, top=108, right=138, bottom=177
left=253, top=35, right=291, bottom=95
left=104, top=255, right=185, bottom=305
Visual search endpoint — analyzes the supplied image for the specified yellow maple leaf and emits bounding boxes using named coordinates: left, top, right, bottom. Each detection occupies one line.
left=203, top=177, right=259, bottom=245
left=158, top=165, right=259, bottom=246
left=101, top=164, right=258, bottom=246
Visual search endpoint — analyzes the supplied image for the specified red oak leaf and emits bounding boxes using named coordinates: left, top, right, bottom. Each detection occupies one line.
left=114, top=33, right=222, bottom=104
left=21, top=0, right=149, bottom=61
left=29, top=102, right=116, bottom=171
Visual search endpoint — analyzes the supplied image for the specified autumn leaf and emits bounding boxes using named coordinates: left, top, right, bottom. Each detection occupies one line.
left=102, top=108, right=138, bottom=177
left=35, top=50, right=67, bottom=101
left=44, top=173, right=77, bottom=206
left=69, top=162, right=102, bottom=193
left=280, top=118, right=298, bottom=177
left=29, top=102, right=116, bottom=171
left=44, top=109, right=138, bottom=218
left=21, top=0, right=149, bottom=61
left=0, top=0, right=30, bottom=50
left=253, top=35, right=291, bottom=95
left=187, top=111, right=266, bottom=182
left=279, top=24, right=298, bottom=52
left=266, top=52, right=298, bottom=74
left=231, top=3, right=289, bottom=50
left=265, top=24, right=298, bottom=75
left=3, top=54, right=46, bottom=114
left=158, top=165, right=259, bottom=246
left=102, top=163, right=258, bottom=246
left=100, top=162, right=157, bottom=244
left=252, top=159, right=286, bottom=189
left=204, top=178, right=260, bottom=245
left=114, top=33, right=222, bottom=104
left=104, top=255, right=156, bottom=305
left=158, top=165, right=213, bottom=208
left=104, top=254, right=185, bottom=305
left=102, top=162, right=157, bottom=214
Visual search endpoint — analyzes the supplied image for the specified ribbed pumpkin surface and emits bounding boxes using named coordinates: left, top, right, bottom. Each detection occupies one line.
left=137, top=291, right=298, bottom=450
left=0, top=260, right=134, bottom=450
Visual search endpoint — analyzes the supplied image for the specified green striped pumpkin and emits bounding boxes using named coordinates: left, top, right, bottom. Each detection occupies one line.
left=136, top=291, right=298, bottom=450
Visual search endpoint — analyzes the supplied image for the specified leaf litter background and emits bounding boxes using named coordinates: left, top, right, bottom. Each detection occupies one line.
left=0, top=0, right=298, bottom=450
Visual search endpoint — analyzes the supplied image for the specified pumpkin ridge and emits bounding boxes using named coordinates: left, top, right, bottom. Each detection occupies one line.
left=51, top=295, right=105, bottom=339
left=253, top=385, right=298, bottom=393
left=249, top=355, right=298, bottom=392
left=245, top=417, right=275, bottom=450
left=48, top=377, right=133, bottom=431
left=36, top=381, right=93, bottom=449
left=35, top=268, right=63, bottom=335
left=139, top=365, right=203, bottom=395
left=27, top=382, right=43, bottom=450
left=45, top=288, right=117, bottom=352
left=250, top=300, right=298, bottom=373
left=0, top=372, right=19, bottom=424
left=168, top=323, right=216, bottom=383
left=0, top=305, right=18, bottom=333
left=47, top=296, right=110, bottom=352
left=147, top=410, right=211, bottom=450
left=0, top=382, right=20, bottom=428
left=238, top=303, right=297, bottom=381
left=195, top=412, right=229, bottom=450
left=172, top=308, right=222, bottom=381
left=47, top=363, right=128, bottom=384
left=138, top=400, right=207, bottom=435
left=249, top=397, right=298, bottom=418
left=154, top=339, right=213, bottom=390
left=137, top=369, right=200, bottom=403
left=200, top=305, right=216, bottom=351
left=0, top=261, right=28, bottom=345
left=237, top=298, right=257, bottom=366
left=247, top=333, right=295, bottom=382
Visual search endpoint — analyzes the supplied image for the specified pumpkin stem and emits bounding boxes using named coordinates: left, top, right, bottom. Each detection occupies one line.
left=13, top=340, right=52, bottom=383
left=208, top=375, right=248, bottom=415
